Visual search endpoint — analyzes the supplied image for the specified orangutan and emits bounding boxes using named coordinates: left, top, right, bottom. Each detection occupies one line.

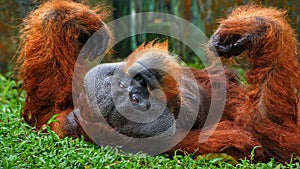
left=17, top=0, right=300, bottom=163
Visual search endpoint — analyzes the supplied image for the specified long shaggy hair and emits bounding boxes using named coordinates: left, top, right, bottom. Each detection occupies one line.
left=16, top=0, right=110, bottom=137
left=170, top=5, right=300, bottom=163
left=16, top=1, right=300, bottom=163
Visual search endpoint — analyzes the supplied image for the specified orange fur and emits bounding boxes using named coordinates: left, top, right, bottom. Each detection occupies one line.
left=170, top=5, right=300, bottom=163
left=124, top=40, right=181, bottom=101
left=16, top=0, right=109, bottom=137
left=17, top=1, right=300, bottom=163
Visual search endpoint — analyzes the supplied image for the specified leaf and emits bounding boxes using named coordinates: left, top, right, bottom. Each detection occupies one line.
left=195, top=153, right=239, bottom=165
left=274, top=164, right=281, bottom=169
left=47, top=114, right=59, bottom=125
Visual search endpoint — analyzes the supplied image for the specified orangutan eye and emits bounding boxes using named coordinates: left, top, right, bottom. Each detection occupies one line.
left=131, top=93, right=141, bottom=104
left=129, top=92, right=150, bottom=111
left=119, top=82, right=125, bottom=88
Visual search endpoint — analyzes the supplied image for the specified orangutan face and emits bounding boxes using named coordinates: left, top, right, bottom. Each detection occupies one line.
left=82, top=47, right=210, bottom=140
left=84, top=62, right=176, bottom=139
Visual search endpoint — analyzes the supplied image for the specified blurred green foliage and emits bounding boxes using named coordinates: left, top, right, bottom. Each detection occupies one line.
left=0, top=0, right=299, bottom=73
left=103, top=0, right=300, bottom=64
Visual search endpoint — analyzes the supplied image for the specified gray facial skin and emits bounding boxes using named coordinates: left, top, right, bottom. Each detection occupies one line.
left=84, top=62, right=176, bottom=139
left=82, top=50, right=211, bottom=145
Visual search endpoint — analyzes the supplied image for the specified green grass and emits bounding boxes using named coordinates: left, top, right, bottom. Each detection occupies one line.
left=1, top=73, right=300, bottom=168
